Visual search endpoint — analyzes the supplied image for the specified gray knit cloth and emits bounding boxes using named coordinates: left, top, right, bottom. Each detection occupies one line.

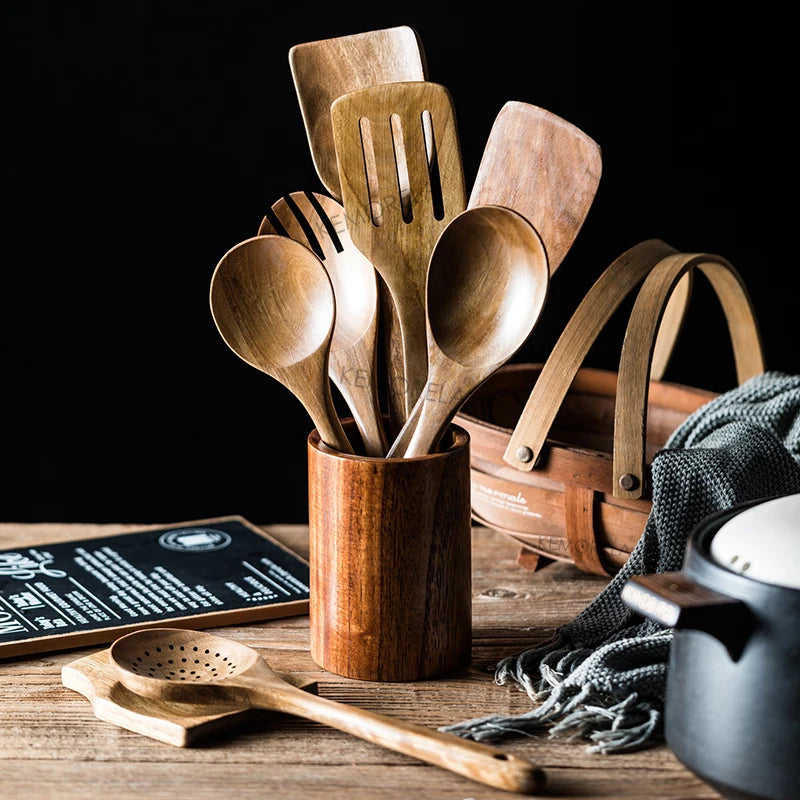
left=442, top=370, right=800, bottom=754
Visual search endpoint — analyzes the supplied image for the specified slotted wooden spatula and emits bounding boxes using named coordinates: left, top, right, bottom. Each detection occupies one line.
left=331, top=80, right=467, bottom=423
left=469, top=101, right=603, bottom=275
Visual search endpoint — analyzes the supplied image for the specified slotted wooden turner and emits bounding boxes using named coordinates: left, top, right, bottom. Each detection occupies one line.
left=331, top=80, right=467, bottom=423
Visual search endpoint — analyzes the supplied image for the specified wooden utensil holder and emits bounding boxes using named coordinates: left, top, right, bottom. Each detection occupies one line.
left=307, top=420, right=472, bottom=681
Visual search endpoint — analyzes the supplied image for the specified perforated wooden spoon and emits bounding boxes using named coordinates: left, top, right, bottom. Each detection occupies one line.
left=258, top=191, right=387, bottom=456
left=331, top=80, right=467, bottom=425
left=209, top=234, right=354, bottom=454
left=387, top=206, right=549, bottom=458
left=109, top=628, right=546, bottom=794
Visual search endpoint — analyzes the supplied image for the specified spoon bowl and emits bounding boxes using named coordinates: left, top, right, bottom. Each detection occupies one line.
left=209, top=234, right=353, bottom=454
left=387, top=206, right=549, bottom=458
left=110, top=628, right=545, bottom=794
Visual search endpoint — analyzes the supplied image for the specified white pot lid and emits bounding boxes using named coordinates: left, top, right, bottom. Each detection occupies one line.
left=709, top=493, right=800, bottom=590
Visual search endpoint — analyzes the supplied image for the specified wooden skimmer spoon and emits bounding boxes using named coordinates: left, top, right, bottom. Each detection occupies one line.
left=386, top=206, right=549, bottom=458
left=109, top=628, right=546, bottom=794
left=209, top=235, right=354, bottom=454
left=331, top=80, right=467, bottom=426
left=258, top=191, right=388, bottom=456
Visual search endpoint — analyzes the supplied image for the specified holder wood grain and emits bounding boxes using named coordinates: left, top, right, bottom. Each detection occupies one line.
left=307, top=420, right=472, bottom=681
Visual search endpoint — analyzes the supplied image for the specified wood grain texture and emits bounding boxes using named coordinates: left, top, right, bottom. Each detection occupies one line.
left=308, top=421, right=472, bottom=682
left=106, top=626, right=543, bottom=793
left=258, top=192, right=387, bottom=456
left=613, top=252, right=765, bottom=499
left=62, top=647, right=318, bottom=747
left=332, top=80, right=467, bottom=424
left=500, top=238, right=681, bottom=472
left=288, top=26, right=427, bottom=202
left=386, top=206, right=549, bottom=458
left=209, top=234, right=354, bottom=454
left=468, top=101, right=602, bottom=275
left=287, top=26, right=428, bottom=444
left=0, top=522, right=722, bottom=799
left=455, top=363, right=718, bottom=572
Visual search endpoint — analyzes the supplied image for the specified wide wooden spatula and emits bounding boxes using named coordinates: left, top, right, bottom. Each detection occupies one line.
left=469, top=101, right=602, bottom=275
left=289, top=26, right=426, bottom=203
left=331, top=80, right=467, bottom=425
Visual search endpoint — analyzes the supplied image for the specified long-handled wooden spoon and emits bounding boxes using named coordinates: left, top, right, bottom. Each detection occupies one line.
left=387, top=206, right=549, bottom=458
left=331, top=80, right=467, bottom=426
left=258, top=191, right=387, bottom=456
left=109, top=628, right=545, bottom=794
left=209, top=234, right=354, bottom=454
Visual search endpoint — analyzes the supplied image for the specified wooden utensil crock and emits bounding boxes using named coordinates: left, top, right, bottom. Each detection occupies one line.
left=307, top=419, right=472, bottom=681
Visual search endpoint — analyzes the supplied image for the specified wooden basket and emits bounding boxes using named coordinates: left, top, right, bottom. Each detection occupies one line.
left=453, top=239, right=766, bottom=575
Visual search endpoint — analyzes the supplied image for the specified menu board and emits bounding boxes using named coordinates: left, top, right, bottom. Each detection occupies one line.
left=0, top=516, right=310, bottom=658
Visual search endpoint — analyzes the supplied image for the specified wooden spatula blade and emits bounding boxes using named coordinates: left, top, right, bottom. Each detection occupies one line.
left=330, top=80, right=467, bottom=424
left=469, top=101, right=602, bottom=275
left=289, top=26, right=427, bottom=201
left=331, top=80, right=467, bottom=271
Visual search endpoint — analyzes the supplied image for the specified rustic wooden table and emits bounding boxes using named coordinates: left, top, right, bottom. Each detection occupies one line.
left=0, top=522, right=721, bottom=799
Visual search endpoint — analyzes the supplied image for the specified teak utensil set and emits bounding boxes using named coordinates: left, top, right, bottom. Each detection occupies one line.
left=210, top=25, right=602, bottom=458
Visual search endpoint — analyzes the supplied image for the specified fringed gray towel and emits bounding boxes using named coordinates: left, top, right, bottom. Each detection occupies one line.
left=442, top=370, right=800, bottom=753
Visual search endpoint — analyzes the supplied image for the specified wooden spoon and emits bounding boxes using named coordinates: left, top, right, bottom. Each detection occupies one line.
left=258, top=191, right=388, bottom=456
left=386, top=206, right=549, bottom=458
left=109, top=628, right=546, bottom=794
left=469, top=101, right=602, bottom=275
left=209, top=234, right=354, bottom=454
left=331, top=80, right=467, bottom=425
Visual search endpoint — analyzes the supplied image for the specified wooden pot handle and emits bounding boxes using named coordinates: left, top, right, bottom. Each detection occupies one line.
left=502, top=237, right=684, bottom=471
left=613, top=252, right=765, bottom=499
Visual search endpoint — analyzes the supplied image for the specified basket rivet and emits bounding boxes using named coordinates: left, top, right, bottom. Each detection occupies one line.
left=619, top=473, right=638, bottom=491
left=516, top=446, right=534, bottom=463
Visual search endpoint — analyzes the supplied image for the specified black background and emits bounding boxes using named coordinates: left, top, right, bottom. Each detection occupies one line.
left=2, top=2, right=792, bottom=525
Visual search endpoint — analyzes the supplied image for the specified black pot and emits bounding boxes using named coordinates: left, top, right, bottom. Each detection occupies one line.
left=621, top=494, right=800, bottom=800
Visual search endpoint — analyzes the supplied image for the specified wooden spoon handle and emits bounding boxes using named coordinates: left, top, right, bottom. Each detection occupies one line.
left=254, top=685, right=545, bottom=794
left=385, top=392, right=425, bottom=458
left=302, top=364, right=355, bottom=454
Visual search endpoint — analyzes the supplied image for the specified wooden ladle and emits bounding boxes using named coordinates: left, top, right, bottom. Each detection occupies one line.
left=109, top=628, right=545, bottom=794
left=386, top=206, right=549, bottom=458
left=209, top=235, right=354, bottom=454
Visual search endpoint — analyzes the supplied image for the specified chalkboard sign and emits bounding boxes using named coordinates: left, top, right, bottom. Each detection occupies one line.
left=0, top=516, right=310, bottom=658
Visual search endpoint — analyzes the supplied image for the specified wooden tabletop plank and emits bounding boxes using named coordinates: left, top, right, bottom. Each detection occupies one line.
left=0, top=522, right=720, bottom=799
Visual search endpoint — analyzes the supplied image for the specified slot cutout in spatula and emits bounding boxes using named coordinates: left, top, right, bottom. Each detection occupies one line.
left=332, top=81, right=467, bottom=423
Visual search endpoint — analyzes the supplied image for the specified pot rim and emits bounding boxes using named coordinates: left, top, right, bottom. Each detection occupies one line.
left=687, top=496, right=800, bottom=596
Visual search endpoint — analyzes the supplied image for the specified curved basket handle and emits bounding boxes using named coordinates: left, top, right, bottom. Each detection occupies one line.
left=503, top=238, right=684, bottom=471
left=613, top=252, right=765, bottom=499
